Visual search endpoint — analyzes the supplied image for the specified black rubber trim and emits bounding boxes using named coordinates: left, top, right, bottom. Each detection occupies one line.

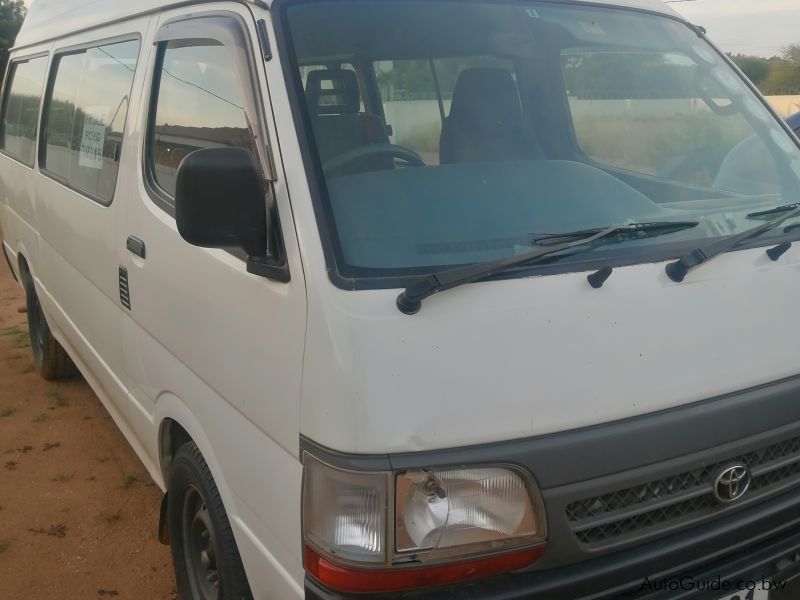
left=304, top=486, right=800, bottom=600
left=2, top=241, right=18, bottom=282
left=256, top=19, right=272, bottom=61
left=302, top=373, right=800, bottom=489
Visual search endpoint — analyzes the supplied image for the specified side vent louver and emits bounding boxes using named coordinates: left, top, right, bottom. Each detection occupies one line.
left=119, top=267, right=131, bottom=310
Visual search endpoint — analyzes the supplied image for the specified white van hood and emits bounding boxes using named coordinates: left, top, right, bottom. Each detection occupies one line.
left=300, top=246, right=800, bottom=455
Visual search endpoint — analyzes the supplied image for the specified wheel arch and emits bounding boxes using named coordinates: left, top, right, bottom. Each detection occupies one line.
left=15, top=243, right=41, bottom=294
left=16, top=250, right=31, bottom=287
left=155, top=394, right=240, bottom=545
left=159, top=416, right=193, bottom=485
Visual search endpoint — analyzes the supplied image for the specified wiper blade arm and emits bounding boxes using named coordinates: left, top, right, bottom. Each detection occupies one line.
left=747, top=202, right=800, bottom=219
left=396, top=220, right=699, bottom=315
left=666, top=204, right=800, bottom=282
left=532, top=221, right=699, bottom=245
left=397, top=225, right=619, bottom=315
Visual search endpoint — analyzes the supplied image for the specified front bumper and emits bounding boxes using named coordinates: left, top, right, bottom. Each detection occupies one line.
left=306, top=484, right=800, bottom=599
left=303, top=375, right=800, bottom=599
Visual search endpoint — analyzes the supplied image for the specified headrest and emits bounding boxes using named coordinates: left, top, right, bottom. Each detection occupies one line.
left=448, top=68, right=523, bottom=129
left=305, top=69, right=361, bottom=115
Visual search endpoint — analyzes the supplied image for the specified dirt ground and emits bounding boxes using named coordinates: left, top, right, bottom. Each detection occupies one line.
left=0, top=259, right=176, bottom=598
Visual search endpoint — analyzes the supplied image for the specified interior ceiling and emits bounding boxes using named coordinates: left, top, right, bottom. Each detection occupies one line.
left=287, top=1, right=562, bottom=61
left=286, top=1, right=680, bottom=62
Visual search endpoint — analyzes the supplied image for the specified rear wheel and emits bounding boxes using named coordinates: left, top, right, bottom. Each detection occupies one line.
left=168, top=442, right=253, bottom=600
left=24, top=278, right=76, bottom=380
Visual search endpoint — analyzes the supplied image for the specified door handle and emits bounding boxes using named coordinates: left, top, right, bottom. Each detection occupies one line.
left=126, top=236, right=146, bottom=259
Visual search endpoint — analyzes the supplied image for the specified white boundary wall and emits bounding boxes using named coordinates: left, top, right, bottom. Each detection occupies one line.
left=381, top=96, right=800, bottom=133
left=766, top=96, right=800, bottom=118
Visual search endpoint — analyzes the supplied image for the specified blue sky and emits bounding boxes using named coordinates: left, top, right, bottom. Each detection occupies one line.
left=673, top=0, right=800, bottom=57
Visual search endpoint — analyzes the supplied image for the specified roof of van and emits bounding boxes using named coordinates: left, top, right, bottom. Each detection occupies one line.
left=14, top=0, right=258, bottom=48
left=15, top=0, right=679, bottom=50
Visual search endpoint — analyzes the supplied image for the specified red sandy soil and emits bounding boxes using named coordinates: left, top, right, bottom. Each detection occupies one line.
left=0, top=255, right=176, bottom=598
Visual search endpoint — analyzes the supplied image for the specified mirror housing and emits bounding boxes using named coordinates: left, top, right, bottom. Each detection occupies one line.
left=175, top=147, right=289, bottom=282
left=176, top=147, right=268, bottom=258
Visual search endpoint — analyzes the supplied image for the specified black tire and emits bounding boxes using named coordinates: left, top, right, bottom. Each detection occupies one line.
left=24, top=278, right=76, bottom=380
left=168, top=442, right=253, bottom=600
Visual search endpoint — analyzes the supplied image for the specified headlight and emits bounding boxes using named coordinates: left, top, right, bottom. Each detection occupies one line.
left=302, top=453, right=547, bottom=593
left=395, top=466, right=545, bottom=560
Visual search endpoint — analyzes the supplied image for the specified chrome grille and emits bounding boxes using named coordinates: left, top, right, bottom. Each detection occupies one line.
left=566, top=434, right=800, bottom=546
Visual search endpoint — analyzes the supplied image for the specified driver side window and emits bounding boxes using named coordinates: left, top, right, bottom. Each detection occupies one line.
left=149, top=39, right=257, bottom=200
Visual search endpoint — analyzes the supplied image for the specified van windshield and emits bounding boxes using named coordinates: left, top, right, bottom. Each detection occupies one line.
left=280, top=0, right=800, bottom=283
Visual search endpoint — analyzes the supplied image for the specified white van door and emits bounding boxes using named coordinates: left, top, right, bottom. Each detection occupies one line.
left=36, top=33, right=144, bottom=398
left=120, top=6, right=307, bottom=494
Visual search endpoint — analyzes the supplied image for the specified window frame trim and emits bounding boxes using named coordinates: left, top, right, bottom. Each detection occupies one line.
left=144, top=12, right=277, bottom=214
left=142, top=40, right=174, bottom=215
left=38, top=33, right=143, bottom=207
left=0, top=52, right=51, bottom=169
left=142, top=11, right=289, bottom=283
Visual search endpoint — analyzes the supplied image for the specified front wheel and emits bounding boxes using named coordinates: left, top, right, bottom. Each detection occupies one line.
left=168, top=442, right=253, bottom=600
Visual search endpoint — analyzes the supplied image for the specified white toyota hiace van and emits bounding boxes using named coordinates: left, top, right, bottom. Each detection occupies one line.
left=3, top=0, right=800, bottom=598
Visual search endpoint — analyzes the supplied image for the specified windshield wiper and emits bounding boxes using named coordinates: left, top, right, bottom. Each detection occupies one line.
left=747, top=202, right=800, bottom=220
left=532, top=221, right=700, bottom=246
left=396, top=221, right=700, bottom=314
left=666, top=203, right=800, bottom=282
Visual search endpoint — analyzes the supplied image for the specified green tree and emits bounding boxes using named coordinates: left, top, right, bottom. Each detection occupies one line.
left=563, top=52, right=695, bottom=99
left=785, top=44, right=800, bottom=66
left=761, top=44, right=800, bottom=95
left=0, top=0, right=26, bottom=76
left=728, top=54, right=771, bottom=88
left=377, top=56, right=516, bottom=102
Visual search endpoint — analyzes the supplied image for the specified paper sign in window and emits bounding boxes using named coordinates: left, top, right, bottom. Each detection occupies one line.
left=79, top=107, right=109, bottom=170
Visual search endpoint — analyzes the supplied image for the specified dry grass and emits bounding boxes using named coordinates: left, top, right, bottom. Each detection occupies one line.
left=573, top=112, right=753, bottom=185
left=46, top=389, right=69, bottom=408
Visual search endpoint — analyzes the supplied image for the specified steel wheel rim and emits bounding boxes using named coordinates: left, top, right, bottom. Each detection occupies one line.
left=181, top=485, right=221, bottom=600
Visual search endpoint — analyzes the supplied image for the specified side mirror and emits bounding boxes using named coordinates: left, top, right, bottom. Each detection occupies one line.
left=175, top=147, right=267, bottom=258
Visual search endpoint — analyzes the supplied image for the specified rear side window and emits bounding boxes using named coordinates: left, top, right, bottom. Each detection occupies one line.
left=149, top=41, right=256, bottom=199
left=1, top=56, right=48, bottom=166
left=42, top=39, right=140, bottom=203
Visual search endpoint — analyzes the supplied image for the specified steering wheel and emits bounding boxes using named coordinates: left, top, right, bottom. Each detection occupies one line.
left=323, top=143, right=426, bottom=175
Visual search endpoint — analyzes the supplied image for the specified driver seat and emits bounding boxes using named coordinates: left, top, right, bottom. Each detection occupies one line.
left=305, top=69, right=392, bottom=174
left=439, top=68, right=544, bottom=164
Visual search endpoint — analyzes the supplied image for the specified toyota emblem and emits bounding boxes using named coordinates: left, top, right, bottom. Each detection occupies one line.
left=713, top=464, right=752, bottom=503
